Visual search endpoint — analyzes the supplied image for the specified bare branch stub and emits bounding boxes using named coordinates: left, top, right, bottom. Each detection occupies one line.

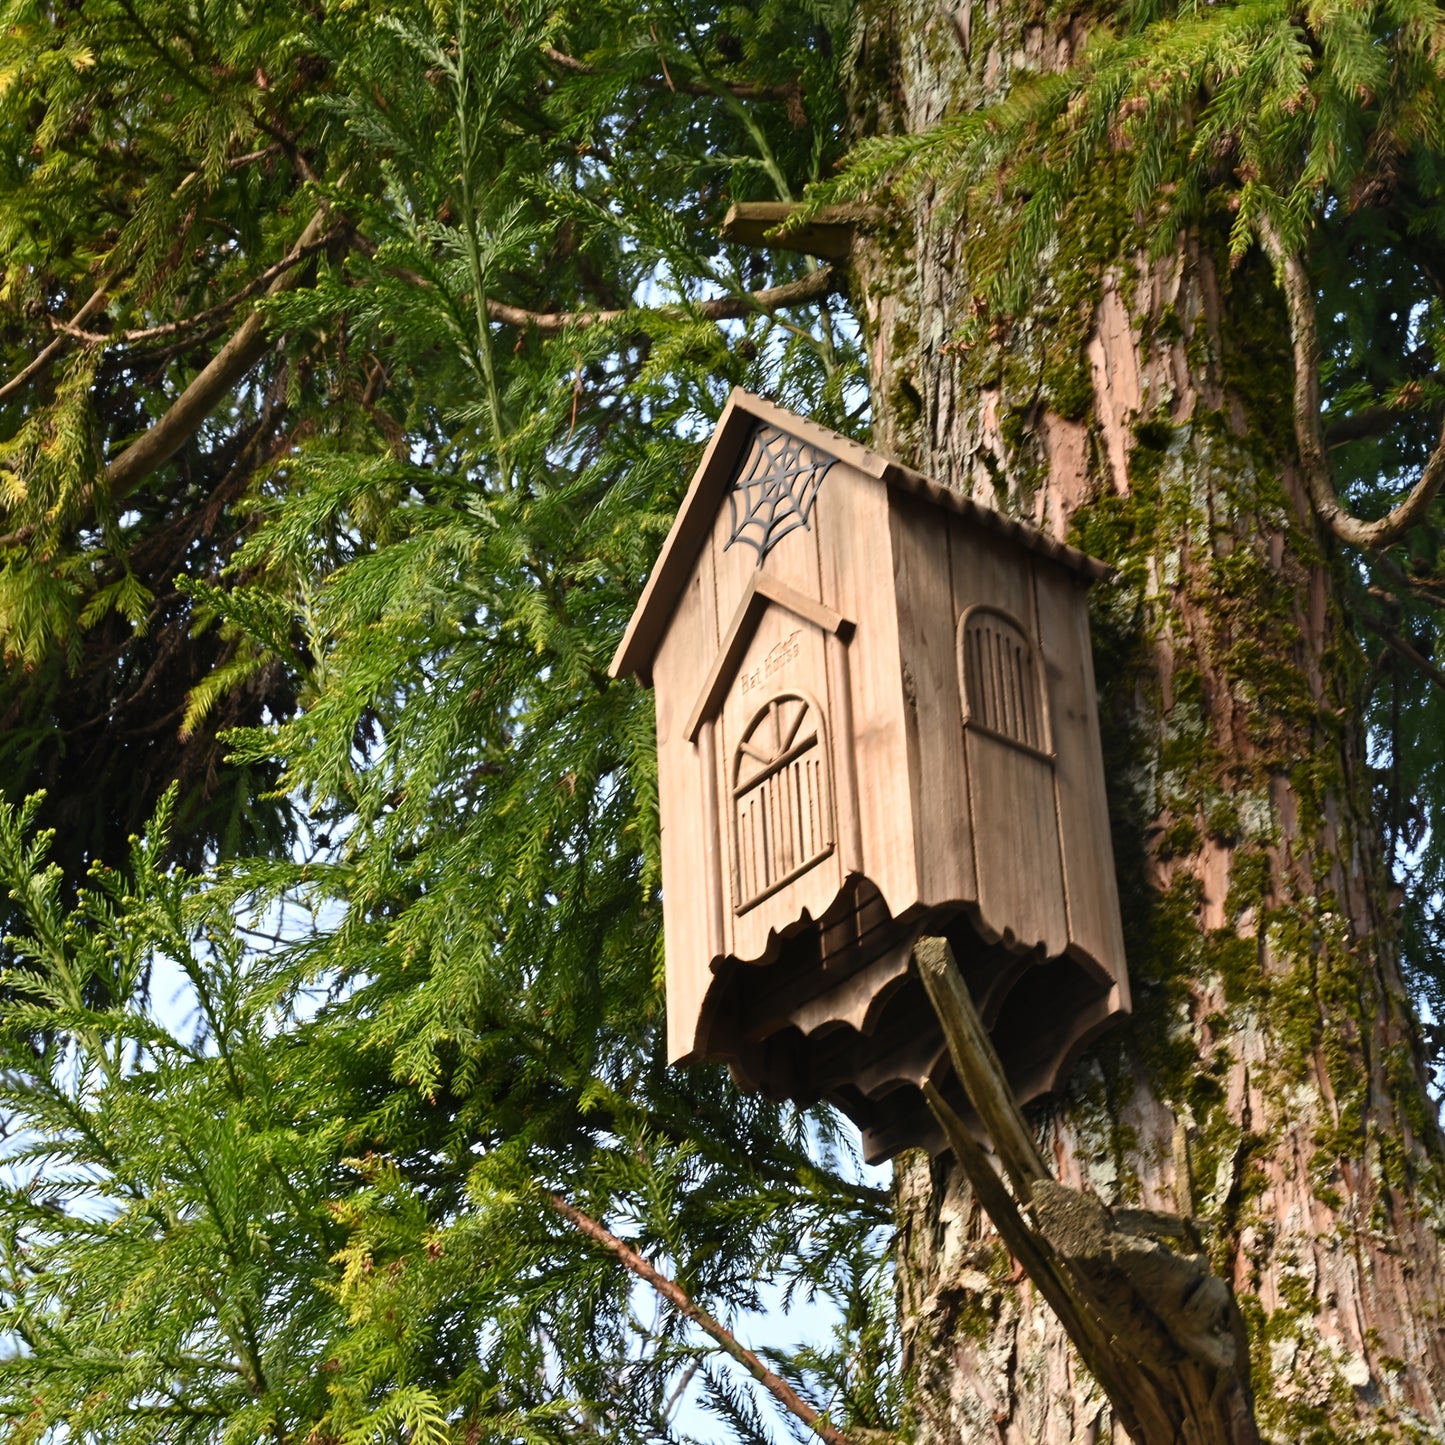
left=721, top=202, right=885, bottom=262
left=914, top=936, right=1261, bottom=1445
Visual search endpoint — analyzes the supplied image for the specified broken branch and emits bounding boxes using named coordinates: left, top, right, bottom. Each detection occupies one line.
left=920, top=1085, right=1149, bottom=1438
left=913, top=936, right=1049, bottom=1199
left=913, top=936, right=1261, bottom=1445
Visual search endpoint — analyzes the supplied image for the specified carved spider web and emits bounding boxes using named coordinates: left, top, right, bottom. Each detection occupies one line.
left=725, top=425, right=837, bottom=561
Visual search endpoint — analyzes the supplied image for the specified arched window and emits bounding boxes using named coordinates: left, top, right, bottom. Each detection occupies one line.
left=958, top=606, right=1050, bottom=756
left=732, top=692, right=835, bottom=912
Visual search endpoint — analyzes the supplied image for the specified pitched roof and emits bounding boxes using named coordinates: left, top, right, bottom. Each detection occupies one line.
left=610, top=388, right=1110, bottom=683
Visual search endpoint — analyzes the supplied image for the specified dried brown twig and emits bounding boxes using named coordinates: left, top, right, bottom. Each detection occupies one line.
left=548, top=1192, right=851, bottom=1445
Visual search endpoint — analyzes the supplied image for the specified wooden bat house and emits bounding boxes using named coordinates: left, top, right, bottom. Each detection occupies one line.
left=611, top=390, right=1130, bottom=1162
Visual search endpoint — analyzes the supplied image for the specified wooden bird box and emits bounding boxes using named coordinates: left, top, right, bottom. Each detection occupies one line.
left=611, top=391, right=1129, bottom=1162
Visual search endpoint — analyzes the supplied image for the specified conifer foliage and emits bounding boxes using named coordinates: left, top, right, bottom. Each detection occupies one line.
left=0, top=1, right=892, bottom=1441
left=3, top=0, right=1445, bottom=1437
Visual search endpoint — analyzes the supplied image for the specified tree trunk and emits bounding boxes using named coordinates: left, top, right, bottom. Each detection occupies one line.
left=847, top=2, right=1445, bottom=1439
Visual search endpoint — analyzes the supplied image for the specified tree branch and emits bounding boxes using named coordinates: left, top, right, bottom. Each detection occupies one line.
left=913, top=937, right=1048, bottom=1200
left=548, top=1192, right=851, bottom=1445
left=349, top=218, right=841, bottom=332
left=1322, top=341, right=1439, bottom=450
left=1375, top=549, right=1445, bottom=606
left=103, top=203, right=333, bottom=500
left=3, top=235, right=833, bottom=552
left=68, top=229, right=341, bottom=347
left=1263, top=222, right=1445, bottom=549
left=0, top=283, right=113, bottom=403
left=2, top=150, right=309, bottom=396
left=173, top=145, right=281, bottom=199
left=1359, top=603, right=1445, bottom=694
left=1325, top=401, right=1426, bottom=450
left=485, top=264, right=841, bottom=333
left=541, top=45, right=801, bottom=101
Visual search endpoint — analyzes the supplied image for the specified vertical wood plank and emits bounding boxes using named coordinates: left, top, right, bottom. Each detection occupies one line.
left=964, top=732, right=1070, bottom=954
left=817, top=465, right=919, bottom=919
left=1033, top=561, right=1130, bottom=1000
left=888, top=490, right=976, bottom=906
left=698, top=719, right=725, bottom=962
left=826, top=631, right=863, bottom=877
left=949, top=517, right=1039, bottom=632
left=653, top=546, right=721, bottom=1063
left=951, top=518, right=1069, bottom=956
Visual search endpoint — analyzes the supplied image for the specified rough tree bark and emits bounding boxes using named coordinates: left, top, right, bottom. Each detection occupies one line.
left=845, top=2, right=1445, bottom=1439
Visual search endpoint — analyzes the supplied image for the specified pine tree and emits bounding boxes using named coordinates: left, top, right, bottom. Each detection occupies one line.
left=0, top=0, right=1443, bottom=1441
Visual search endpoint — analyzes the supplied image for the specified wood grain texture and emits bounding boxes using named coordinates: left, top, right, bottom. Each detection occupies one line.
left=948, top=509, right=1040, bottom=630
left=963, top=732, right=1069, bottom=954
left=697, top=720, right=725, bottom=970
left=825, top=630, right=864, bottom=878
left=888, top=490, right=977, bottom=905
left=685, top=572, right=852, bottom=743
left=720, top=200, right=886, bottom=260
left=651, top=552, right=720, bottom=1063
left=707, top=428, right=825, bottom=632
left=948, top=527, right=1069, bottom=955
left=1034, top=561, right=1130, bottom=1000
left=817, top=462, right=918, bottom=917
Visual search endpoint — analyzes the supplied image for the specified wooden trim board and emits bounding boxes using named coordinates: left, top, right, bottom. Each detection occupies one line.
left=684, top=571, right=853, bottom=742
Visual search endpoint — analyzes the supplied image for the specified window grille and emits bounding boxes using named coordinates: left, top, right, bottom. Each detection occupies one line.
left=959, top=607, right=1050, bottom=757
left=732, top=692, right=834, bottom=911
